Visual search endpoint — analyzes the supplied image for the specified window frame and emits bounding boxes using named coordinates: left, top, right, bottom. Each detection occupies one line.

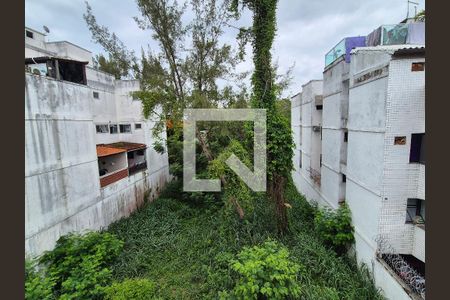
left=95, top=124, right=109, bottom=134
left=109, top=124, right=118, bottom=134
left=405, top=198, right=425, bottom=224
left=26, top=30, right=34, bottom=39
left=119, top=124, right=132, bottom=134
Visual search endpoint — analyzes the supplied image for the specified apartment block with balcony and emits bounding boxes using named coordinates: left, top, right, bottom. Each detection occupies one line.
left=25, top=27, right=170, bottom=257
left=291, top=20, right=425, bottom=300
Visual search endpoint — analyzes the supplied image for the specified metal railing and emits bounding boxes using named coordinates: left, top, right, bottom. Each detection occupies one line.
left=375, top=235, right=425, bottom=299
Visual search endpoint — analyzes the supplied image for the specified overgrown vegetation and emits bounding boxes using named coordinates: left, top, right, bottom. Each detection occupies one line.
left=225, top=240, right=302, bottom=299
left=26, top=232, right=123, bottom=299
left=26, top=179, right=382, bottom=299
left=314, top=203, right=355, bottom=255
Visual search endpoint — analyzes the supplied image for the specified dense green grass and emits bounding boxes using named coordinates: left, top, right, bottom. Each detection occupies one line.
left=107, top=179, right=383, bottom=299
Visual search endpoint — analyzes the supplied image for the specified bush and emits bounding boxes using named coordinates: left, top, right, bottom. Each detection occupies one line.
left=25, top=260, right=55, bottom=300
left=104, top=278, right=156, bottom=300
left=27, top=231, right=124, bottom=299
left=314, top=203, right=354, bottom=254
left=227, top=240, right=303, bottom=299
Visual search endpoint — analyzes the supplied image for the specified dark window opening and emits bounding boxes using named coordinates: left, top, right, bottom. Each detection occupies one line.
left=136, top=149, right=145, bottom=156
left=109, top=124, right=118, bottom=134
left=411, top=62, right=425, bottom=72
left=120, top=124, right=132, bottom=133
left=406, top=198, right=425, bottom=224
left=344, top=131, right=348, bottom=142
left=135, top=123, right=142, bottom=129
left=316, top=105, right=323, bottom=110
left=299, top=151, right=302, bottom=169
left=93, top=91, right=99, bottom=99
left=96, top=124, right=109, bottom=133
left=26, top=30, right=34, bottom=39
left=127, top=152, right=134, bottom=159
left=57, top=60, right=87, bottom=85
left=395, top=136, right=407, bottom=145
left=410, top=133, right=425, bottom=164
left=342, top=174, right=347, bottom=183
left=320, top=154, right=322, bottom=167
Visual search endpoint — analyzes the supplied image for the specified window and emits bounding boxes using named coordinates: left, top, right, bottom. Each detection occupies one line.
left=316, top=105, right=323, bottom=110
left=320, top=154, right=322, bottom=167
left=127, top=152, right=134, bottom=159
left=96, top=124, right=109, bottom=133
left=410, top=133, right=425, bottom=164
left=299, top=150, right=302, bottom=169
left=342, top=174, right=346, bottom=183
left=120, top=124, right=132, bottom=133
left=26, top=30, right=34, bottom=39
left=344, top=131, right=348, bottom=142
left=135, top=123, right=142, bottom=129
left=93, top=91, right=99, bottom=99
left=136, top=149, right=145, bottom=156
left=406, top=198, right=425, bottom=224
left=109, top=124, right=118, bottom=134
left=411, top=62, right=425, bottom=72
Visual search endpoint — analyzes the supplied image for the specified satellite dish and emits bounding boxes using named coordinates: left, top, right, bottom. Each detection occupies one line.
left=43, top=25, right=50, bottom=34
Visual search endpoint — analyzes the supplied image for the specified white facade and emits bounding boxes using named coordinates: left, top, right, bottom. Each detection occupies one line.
left=291, top=43, right=425, bottom=300
left=25, top=27, right=170, bottom=256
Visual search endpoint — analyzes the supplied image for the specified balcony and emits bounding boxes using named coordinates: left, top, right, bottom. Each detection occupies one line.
left=97, top=142, right=148, bottom=187
left=324, top=36, right=366, bottom=68
left=366, top=22, right=424, bottom=47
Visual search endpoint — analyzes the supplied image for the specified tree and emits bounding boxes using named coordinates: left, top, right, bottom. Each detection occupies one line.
left=229, top=0, right=294, bottom=233
left=415, top=9, right=425, bottom=22
left=84, top=0, right=249, bottom=218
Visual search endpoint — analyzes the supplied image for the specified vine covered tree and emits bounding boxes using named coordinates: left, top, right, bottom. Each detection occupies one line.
left=229, top=0, right=294, bottom=233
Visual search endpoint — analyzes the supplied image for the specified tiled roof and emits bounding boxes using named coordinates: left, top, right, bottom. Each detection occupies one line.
left=105, top=142, right=147, bottom=151
left=96, top=146, right=127, bottom=157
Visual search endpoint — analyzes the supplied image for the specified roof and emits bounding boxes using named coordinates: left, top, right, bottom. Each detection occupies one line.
left=104, top=142, right=147, bottom=151
left=351, top=44, right=425, bottom=55
left=96, top=146, right=127, bottom=157
left=25, top=56, right=89, bottom=65
left=392, top=46, right=425, bottom=57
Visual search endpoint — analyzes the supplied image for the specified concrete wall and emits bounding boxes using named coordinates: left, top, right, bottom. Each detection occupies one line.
left=291, top=81, right=330, bottom=208
left=378, top=56, right=425, bottom=259
left=322, top=57, right=349, bottom=207
left=25, top=67, right=170, bottom=256
left=290, top=46, right=425, bottom=300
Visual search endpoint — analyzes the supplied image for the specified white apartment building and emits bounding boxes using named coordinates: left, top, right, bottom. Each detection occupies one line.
left=291, top=22, right=425, bottom=300
left=25, top=27, right=170, bottom=256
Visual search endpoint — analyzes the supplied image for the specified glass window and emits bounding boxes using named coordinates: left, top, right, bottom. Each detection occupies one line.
left=109, top=124, right=118, bottom=134
left=96, top=124, right=109, bottom=133
left=135, top=123, right=142, bottom=129
left=406, top=198, right=425, bottom=224
left=120, top=124, right=132, bottom=133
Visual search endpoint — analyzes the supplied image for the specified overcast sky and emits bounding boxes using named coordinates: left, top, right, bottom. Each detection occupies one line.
left=25, top=0, right=425, bottom=96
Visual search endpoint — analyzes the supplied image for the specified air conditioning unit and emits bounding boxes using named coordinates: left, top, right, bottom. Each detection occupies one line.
left=312, top=126, right=321, bottom=132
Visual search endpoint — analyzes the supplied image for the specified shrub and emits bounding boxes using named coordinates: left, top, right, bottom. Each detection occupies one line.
left=31, top=231, right=124, bottom=299
left=25, top=260, right=55, bottom=300
left=104, top=278, right=156, bottom=300
left=228, top=240, right=303, bottom=299
left=314, top=203, right=355, bottom=254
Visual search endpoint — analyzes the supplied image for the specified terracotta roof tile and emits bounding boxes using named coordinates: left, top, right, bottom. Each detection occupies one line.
left=96, top=146, right=127, bottom=157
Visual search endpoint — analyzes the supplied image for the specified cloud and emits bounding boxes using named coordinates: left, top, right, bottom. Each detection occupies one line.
left=25, top=0, right=425, bottom=97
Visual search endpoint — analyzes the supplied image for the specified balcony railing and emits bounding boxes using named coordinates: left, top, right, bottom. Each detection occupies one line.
left=99, top=168, right=128, bottom=188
